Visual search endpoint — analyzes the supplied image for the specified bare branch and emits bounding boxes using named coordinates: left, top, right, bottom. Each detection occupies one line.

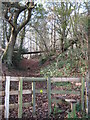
left=4, top=8, right=15, bottom=28
left=17, top=3, right=35, bottom=33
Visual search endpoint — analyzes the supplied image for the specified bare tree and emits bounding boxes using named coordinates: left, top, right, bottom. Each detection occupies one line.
left=2, top=2, right=35, bottom=68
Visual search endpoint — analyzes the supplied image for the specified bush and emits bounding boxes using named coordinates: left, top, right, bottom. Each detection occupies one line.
left=39, top=57, right=48, bottom=65
left=40, top=48, right=87, bottom=77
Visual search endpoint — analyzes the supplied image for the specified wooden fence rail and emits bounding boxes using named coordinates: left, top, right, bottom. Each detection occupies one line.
left=0, top=76, right=86, bottom=118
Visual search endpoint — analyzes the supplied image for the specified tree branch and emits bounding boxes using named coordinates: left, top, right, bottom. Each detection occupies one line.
left=17, top=3, right=35, bottom=33
left=17, top=9, right=31, bottom=33
left=2, top=2, right=21, bottom=9
left=4, top=8, right=15, bottom=28
left=3, top=2, right=35, bottom=31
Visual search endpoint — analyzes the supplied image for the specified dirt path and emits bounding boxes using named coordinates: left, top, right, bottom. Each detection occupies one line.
left=2, top=58, right=42, bottom=77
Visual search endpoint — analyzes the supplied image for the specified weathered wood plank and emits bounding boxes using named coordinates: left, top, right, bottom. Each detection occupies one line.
left=10, top=77, right=46, bottom=82
left=10, top=77, right=19, bottom=81
left=23, top=77, right=46, bottom=82
left=0, top=90, right=31, bottom=96
left=1, top=76, right=81, bottom=82
left=51, top=90, right=80, bottom=95
left=0, top=102, right=32, bottom=110
left=51, top=77, right=80, bottom=82
left=0, top=89, right=47, bottom=96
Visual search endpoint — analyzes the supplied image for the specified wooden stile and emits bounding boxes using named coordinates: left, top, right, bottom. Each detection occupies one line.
left=2, top=76, right=86, bottom=118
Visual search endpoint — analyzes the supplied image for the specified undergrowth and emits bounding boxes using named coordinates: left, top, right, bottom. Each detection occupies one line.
left=40, top=48, right=87, bottom=77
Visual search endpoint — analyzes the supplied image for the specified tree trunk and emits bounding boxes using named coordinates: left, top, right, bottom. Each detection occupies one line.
left=17, top=27, right=25, bottom=61
left=2, top=20, right=5, bottom=49
left=3, top=28, right=17, bottom=68
left=18, top=11, right=26, bottom=57
left=61, top=37, right=64, bottom=53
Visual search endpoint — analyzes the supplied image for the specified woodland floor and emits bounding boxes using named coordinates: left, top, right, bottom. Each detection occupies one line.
left=2, top=58, right=50, bottom=77
left=2, top=58, right=83, bottom=119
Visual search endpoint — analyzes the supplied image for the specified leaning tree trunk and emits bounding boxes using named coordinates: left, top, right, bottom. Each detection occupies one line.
left=3, top=28, right=17, bottom=67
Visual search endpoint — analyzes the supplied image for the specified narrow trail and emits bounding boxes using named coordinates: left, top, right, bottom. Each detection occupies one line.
left=2, top=58, right=42, bottom=77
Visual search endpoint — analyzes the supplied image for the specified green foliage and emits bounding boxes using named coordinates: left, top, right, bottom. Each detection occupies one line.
left=40, top=47, right=87, bottom=77
left=40, top=64, right=63, bottom=77
left=53, top=104, right=64, bottom=115
left=67, top=112, right=72, bottom=118
left=76, top=102, right=88, bottom=118
left=39, top=56, right=48, bottom=65
left=76, top=102, right=81, bottom=112
left=39, top=52, right=55, bottom=65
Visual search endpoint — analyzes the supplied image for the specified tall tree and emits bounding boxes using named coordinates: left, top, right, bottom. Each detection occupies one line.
left=87, top=2, right=90, bottom=116
left=30, top=4, right=49, bottom=52
left=53, top=2, right=75, bottom=52
left=2, top=2, right=35, bottom=68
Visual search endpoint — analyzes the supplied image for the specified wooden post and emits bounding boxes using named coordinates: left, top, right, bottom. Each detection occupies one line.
left=47, top=77, right=51, bottom=115
left=85, top=74, right=89, bottom=114
left=32, top=82, right=36, bottom=115
left=0, top=76, right=2, bottom=120
left=71, top=103, right=76, bottom=118
left=81, top=77, right=85, bottom=111
left=18, top=77, right=23, bottom=118
left=66, top=99, right=77, bottom=118
left=5, top=76, right=10, bottom=118
left=0, top=23, right=3, bottom=119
